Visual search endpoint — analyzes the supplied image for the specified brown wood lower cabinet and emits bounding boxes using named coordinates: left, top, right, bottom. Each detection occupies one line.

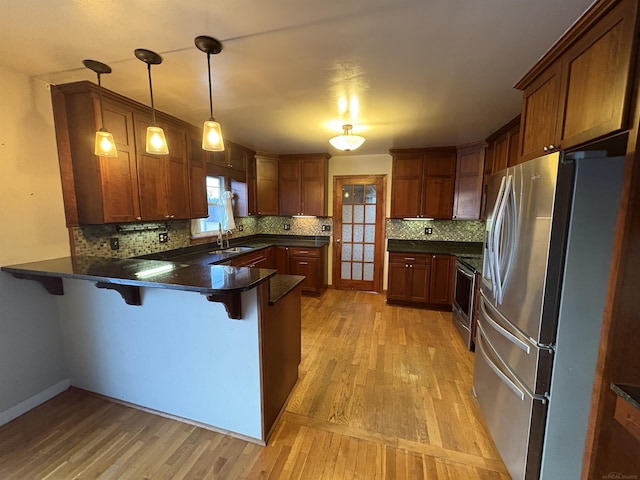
left=231, top=245, right=327, bottom=296
left=386, top=253, right=454, bottom=308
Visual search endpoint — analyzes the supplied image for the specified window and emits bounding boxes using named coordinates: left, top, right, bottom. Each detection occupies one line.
left=191, top=176, right=224, bottom=238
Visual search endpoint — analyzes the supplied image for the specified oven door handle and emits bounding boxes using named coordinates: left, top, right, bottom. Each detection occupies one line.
left=456, top=265, right=475, bottom=279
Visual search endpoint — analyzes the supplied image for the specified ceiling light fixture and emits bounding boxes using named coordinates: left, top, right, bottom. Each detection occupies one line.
left=195, top=35, right=225, bottom=152
left=135, top=48, right=169, bottom=155
left=82, top=59, right=117, bottom=158
left=329, top=124, right=365, bottom=152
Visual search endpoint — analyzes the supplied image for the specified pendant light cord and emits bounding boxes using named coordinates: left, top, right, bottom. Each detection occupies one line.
left=97, top=73, right=106, bottom=129
left=207, top=53, right=214, bottom=121
left=147, top=63, right=157, bottom=125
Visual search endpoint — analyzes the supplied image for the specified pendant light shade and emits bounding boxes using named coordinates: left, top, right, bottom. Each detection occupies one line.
left=195, top=35, right=225, bottom=152
left=83, top=59, right=118, bottom=157
left=135, top=48, right=169, bottom=155
left=329, top=124, right=365, bottom=151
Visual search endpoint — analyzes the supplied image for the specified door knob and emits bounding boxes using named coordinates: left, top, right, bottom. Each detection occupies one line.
left=336, top=238, right=341, bottom=243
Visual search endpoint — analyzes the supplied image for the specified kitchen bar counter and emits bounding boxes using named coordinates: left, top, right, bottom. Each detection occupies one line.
left=1, top=254, right=304, bottom=444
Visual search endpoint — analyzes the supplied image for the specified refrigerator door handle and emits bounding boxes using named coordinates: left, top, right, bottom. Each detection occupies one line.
left=480, top=294, right=531, bottom=354
left=493, top=175, right=514, bottom=304
left=487, top=176, right=507, bottom=297
left=476, top=322, right=526, bottom=401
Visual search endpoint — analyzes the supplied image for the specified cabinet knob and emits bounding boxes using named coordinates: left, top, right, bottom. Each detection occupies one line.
left=405, top=264, right=408, bottom=268
left=136, top=216, right=141, bottom=221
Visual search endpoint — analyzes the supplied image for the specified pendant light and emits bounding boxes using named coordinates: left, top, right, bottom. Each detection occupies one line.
left=329, top=124, right=366, bottom=151
left=134, top=48, right=169, bottom=155
left=82, top=59, right=118, bottom=157
left=195, top=35, right=225, bottom=152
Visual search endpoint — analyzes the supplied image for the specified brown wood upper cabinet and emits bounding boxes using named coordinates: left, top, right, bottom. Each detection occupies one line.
left=390, top=147, right=456, bottom=219
left=187, top=127, right=208, bottom=219
left=51, top=81, right=202, bottom=226
left=207, top=140, right=250, bottom=178
left=453, top=142, right=486, bottom=220
left=278, top=153, right=330, bottom=216
left=253, top=155, right=279, bottom=215
left=516, top=0, right=638, bottom=162
left=133, top=112, right=190, bottom=221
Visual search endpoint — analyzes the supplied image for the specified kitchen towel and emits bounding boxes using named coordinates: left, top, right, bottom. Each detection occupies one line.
left=220, top=190, right=236, bottom=231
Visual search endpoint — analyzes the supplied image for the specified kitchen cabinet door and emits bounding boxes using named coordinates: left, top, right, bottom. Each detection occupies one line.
left=453, top=143, right=485, bottom=220
left=187, top=134, right=208, bottom=219
left=289, top=256, right=320, bottom=295
left=518, top=61, right=563, bottom=163
left=256, top=155, right=279, bottom=215
left=301, top=157, right=326, bottom=216
left=492, top=133, right=509, bottom=173
left=390, top=154, right=423, bottom=218
left=274, top=246, right=290, bottom=274
left=408, top=263, right=431, bottom=304
left=386, top=262, right=409, bottom=303
left=422, top=177, right=454, bottom=219
left=278, top=158, right=301, bottom=216
left=429, top=255, right=454, bottom=305
left=164, top=123, right=190, bottom=219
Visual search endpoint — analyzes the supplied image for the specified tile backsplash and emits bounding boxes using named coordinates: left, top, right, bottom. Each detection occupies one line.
left=71, top=216, right=484, bottom=258
left=386, top=219, right=485, bottom=242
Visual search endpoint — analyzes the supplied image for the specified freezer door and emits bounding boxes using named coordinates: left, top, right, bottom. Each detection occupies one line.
left=474, top=320, right=548, bottom=480
left=478, top=293, right=553, bottom=395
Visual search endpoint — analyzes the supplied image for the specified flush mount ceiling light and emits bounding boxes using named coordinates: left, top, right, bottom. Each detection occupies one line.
left=135, top=48, right=169, bottom=155
left=195, top=35, right=225, bottom=152
left=82, top=59, right=118, bottom=157
left=329, top=124, right=365, bottom=152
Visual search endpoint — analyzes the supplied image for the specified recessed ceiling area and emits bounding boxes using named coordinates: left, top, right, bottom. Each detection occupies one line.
left=0, top=0, right=596, bottom=154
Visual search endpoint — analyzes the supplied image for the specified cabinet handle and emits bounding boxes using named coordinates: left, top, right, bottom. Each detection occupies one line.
left=299, top=250, right=309, bottom=254
left=299, top=261, right=308, bottom=265
left=404, top=257, right=415, bottom=261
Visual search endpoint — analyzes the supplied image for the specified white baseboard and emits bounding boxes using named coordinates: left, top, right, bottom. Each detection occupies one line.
left=0, top=379, right=70, bottom=427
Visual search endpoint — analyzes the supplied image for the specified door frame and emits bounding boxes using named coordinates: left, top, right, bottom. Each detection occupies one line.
left=332, top=175, right=387, bottom=292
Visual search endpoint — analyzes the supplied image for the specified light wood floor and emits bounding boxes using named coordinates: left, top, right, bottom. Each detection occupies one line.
left=0, top=289, right=509, bottom=479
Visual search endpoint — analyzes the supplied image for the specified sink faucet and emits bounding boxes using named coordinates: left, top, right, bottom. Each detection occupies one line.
left=224, top=230, right=230, bottom=249
left=217, top=223, right=223, bottom=248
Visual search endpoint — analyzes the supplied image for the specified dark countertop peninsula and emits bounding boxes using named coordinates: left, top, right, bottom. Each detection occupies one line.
left=1, top=256, right=277, bottom=295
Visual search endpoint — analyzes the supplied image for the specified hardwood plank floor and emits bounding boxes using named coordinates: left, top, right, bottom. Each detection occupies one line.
left=0, top=289, right=509, bottom=479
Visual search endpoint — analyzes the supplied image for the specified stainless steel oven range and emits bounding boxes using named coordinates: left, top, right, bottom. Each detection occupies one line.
left=452, top=257, right=477, bottom=351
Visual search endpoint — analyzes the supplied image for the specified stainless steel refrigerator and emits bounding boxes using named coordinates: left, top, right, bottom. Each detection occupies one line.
left=474, top=150, right=624, bottom=479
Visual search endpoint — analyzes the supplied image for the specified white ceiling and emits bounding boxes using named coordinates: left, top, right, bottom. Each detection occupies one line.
left=1, top=0, right=595, bottom=155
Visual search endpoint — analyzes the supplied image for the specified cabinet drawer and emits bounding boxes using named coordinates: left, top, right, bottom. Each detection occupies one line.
left=289, top=247, right=320, bottom=257
left=388, top=253, right=431, bottom=265
left=231, top=250, right=268, bottom=267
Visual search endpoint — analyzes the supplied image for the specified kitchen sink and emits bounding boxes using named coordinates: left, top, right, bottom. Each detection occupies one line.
left=209, top=246, right=254, bottom=255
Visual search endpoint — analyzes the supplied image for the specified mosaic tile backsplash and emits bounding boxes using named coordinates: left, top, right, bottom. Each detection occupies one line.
left=386, top=219, right=486, bottom=242
left=71, top=216, right=484, bottom=258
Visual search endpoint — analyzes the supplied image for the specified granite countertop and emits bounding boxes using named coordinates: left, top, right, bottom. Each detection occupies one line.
left=137, top=234, right=330, bottom=266
left=1, top=256, right=277, bottom=295
left=611, top=383, right=640, bottom=411
left=387, top=239, right=483, bottom=257
left=269, top=274, right=305, bottom=305
left=457, top=256, right=484, bottom=274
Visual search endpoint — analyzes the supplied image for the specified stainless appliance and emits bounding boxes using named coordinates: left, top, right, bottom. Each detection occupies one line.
left=474, top=151, right=624, bottom=480
left=452, top=257, right=477, bottom=350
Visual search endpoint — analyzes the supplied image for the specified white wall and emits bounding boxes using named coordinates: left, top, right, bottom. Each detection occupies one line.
left=0, top=65, right=70, bottom=423
left=327, top=153, right=393, bottom=288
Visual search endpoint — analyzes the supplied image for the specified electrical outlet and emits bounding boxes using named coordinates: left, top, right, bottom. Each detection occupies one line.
left=283, top=223, right=291, bottom=231
left=159, top=232, right=169, bottom=243
left=321, top=225, right=331, bottom=232
left=109, top=237, right=120, bottom=250
left=237, top=224, right=244, bottom=232
left=424, top=227, right=433, bottom=235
